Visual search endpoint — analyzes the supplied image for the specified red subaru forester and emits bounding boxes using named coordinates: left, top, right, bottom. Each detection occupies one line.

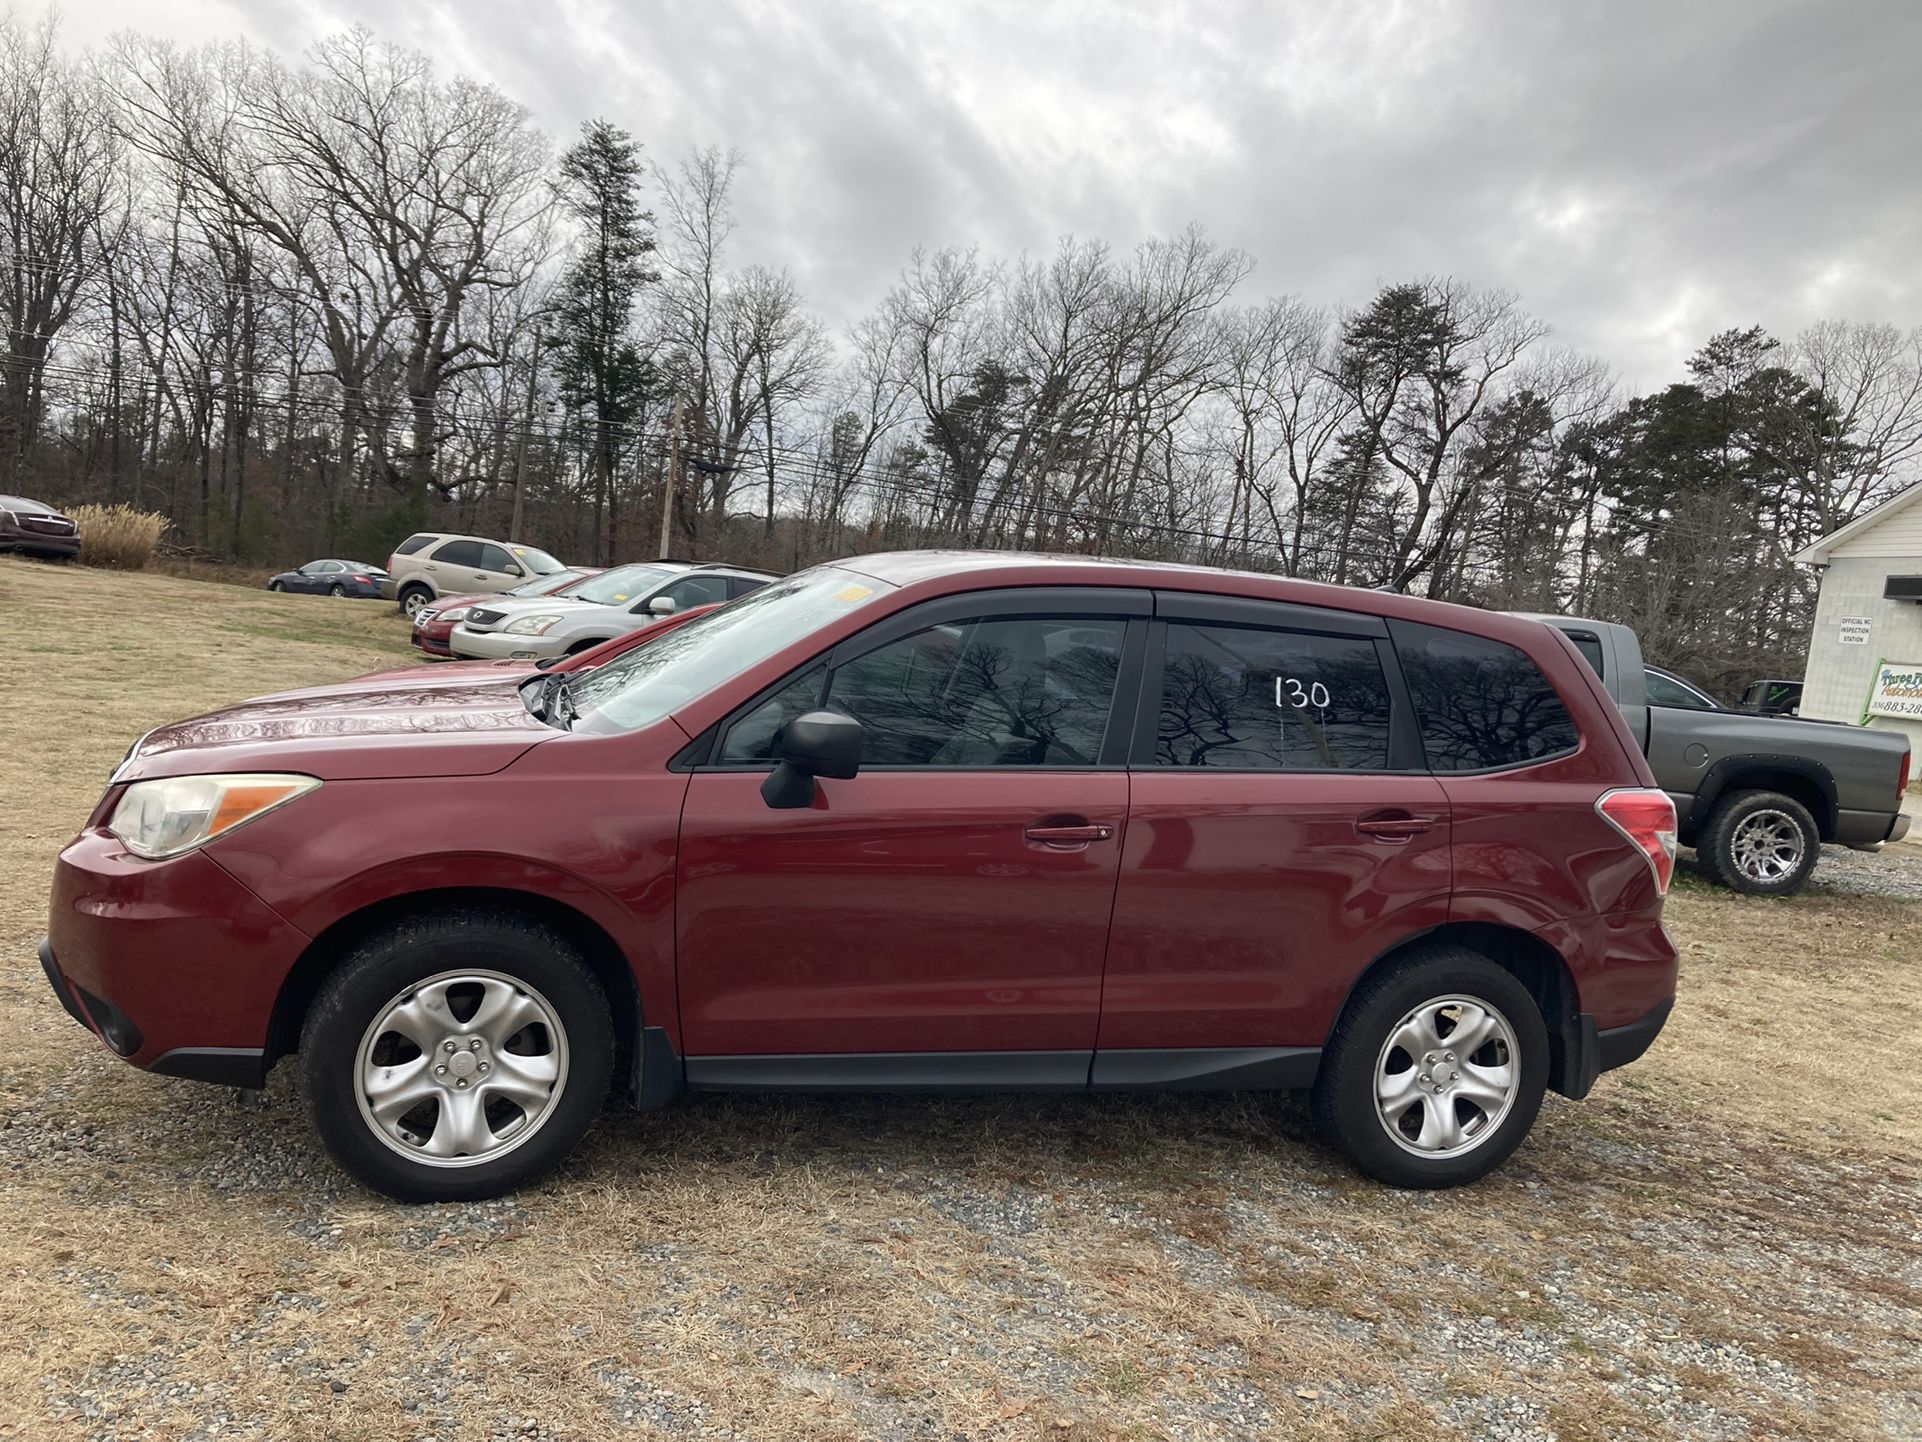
left=41, top=552, right=1678, bottom=1201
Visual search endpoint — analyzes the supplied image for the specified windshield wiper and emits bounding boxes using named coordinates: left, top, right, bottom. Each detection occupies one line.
left=521, top=672, right=578, bottom=730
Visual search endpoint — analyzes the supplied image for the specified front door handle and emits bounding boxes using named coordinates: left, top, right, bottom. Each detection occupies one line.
left=1355, top=814, right=1437, bottom=840
left=1024, top=821, right=1114, bottom=848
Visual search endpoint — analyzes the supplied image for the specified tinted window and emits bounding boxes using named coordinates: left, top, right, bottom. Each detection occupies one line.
left=831, top=615, right=1124, bottom=766
left=720, top=666, right=829, bottom=762
left=1567, top=631, right=1605, bottom=678
left=730, top=575, right=771, bottom=599
left=656, top=575, right=730, bottom=610
left=1646, top=669, right=1714, bottom=709
left=1392, top=621, right=1580, bottom=771
left=1156, top=623, right=1392, bottom=770
left=393, top=534, right=435, bottom=556
left=476, top=544, right=517, bottom=573
left=432, top=539, right=485, bottom=567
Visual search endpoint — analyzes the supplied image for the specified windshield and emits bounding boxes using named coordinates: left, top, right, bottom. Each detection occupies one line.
left=569, top=564, right=679, bottom=607
left=571, top=566, right=893, bottom=734
left=509, top=567, right=591, bottom=597
left=511, top=546, right=565, bottom=576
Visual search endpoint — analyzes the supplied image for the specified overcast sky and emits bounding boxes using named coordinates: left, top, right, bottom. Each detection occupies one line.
left=52, top=0, right=1922, bottom=392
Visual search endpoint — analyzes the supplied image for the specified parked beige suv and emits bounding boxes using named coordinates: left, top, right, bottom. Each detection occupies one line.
left=384, top=533, right=568, bottom=616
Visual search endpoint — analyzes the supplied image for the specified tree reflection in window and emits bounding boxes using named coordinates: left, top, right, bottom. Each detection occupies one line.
left=1156, top=623, right=1393, bottom=770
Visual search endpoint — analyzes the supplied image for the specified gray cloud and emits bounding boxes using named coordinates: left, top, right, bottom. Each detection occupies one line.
left=59, top=0, right=1922, bottom=388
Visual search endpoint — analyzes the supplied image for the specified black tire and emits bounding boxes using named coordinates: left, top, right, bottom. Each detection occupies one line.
left=1694, top=789, right=1818, bottom=896
left=267, top=580, right=283, bottom=592
left=398, top=583, right=433, bottom=617
left=329, top=583, right=347, bottom=598
left=1310, top=946, right=1548, bottom=1189
left=299, top=909, right=613, bottom=1202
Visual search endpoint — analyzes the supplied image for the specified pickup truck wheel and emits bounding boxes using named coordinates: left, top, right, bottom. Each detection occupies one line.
left=300, top=910, right=613, bottom=1202
left=1697, top=789, right=1818, bottom=896
left=1310, top=946, right=1547, bottom=1189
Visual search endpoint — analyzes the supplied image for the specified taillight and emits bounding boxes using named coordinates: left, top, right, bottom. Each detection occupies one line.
left=1899, top=749, right=1912, bottom=806
left=1597, top=788, right=1678, bottom=896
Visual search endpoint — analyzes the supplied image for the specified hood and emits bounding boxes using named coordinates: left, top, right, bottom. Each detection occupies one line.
left=117, top=673, right=556, bottom=782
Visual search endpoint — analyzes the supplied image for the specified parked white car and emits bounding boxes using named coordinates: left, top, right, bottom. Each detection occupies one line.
left=447, top=560, right=776, bottom=659
left=384, top=531, right=569, bottom=615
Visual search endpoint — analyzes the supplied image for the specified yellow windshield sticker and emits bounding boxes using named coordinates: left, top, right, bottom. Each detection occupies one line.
left=612, top=593, right=629, bottom=601
left=835, top=584, right=874, bottom=602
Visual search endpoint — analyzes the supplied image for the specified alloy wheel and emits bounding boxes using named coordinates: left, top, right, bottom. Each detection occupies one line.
left=354, top=969, right=570, bottom=1168
left=1729, top=808, right=1805, bottom=885
left=1373, top=994, right=1519, bottom=1159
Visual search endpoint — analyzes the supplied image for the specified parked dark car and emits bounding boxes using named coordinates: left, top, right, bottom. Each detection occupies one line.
left=0, top=493, right=80, bottom=558
left=266, top=560, right=389, bottom=598
left=42, top=552, right=1679, bottom=1202
left=1740, top=678, right=1804, bottom=717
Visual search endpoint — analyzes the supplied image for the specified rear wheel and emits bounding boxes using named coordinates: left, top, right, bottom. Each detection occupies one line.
left=398, top=584, right=433, bottom=618
left=328, top=583, right=347, bottom=598
left=1311, top=946, right=1547, bottom=1188
left=1695, top=789, right=1818, bottom=895
left=299, top=910, right=613, bottom=1202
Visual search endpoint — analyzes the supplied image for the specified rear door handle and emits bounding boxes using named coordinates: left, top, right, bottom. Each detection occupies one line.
left=1355, top=815, right=1437, bottom=840
left=1024, top=822, right=1115, bottom=847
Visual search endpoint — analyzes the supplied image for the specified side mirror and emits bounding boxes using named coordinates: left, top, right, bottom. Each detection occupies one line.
left=648, top=595, right=676, bottom=616
left=504, top=564, right=524, bottom=578
left=761, top=710, right=863, bottom=809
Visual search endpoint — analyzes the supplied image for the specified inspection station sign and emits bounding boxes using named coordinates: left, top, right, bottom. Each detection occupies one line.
left=1840, top=616, right=1874, bottom=645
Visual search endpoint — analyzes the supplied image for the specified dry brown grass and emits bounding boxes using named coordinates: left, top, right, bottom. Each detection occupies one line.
left=66, top=504, right=170, bottom=570
left=1, top=555, right=1918, bottom=1441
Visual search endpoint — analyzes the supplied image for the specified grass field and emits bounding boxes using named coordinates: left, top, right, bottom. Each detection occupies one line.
left=2, top=556, right=1919, bottom=1441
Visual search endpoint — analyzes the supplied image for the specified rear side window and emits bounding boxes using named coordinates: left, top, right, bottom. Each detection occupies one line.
left=730, top=576, right=770, bottom=599
left=1567, top=631, right=1605, bottom=678
left=1155, top=623, right=1393, bottom=770
left=1390, top=621, right=1580, bottom=771
left=393, top=534, right=435, bottom=557
left=432, top=539, right=485, bottom=567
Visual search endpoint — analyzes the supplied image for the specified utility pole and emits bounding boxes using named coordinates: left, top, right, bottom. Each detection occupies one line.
left=509, top=329, right=545, bottom=544
left=658, top=392, right=684, bottom=558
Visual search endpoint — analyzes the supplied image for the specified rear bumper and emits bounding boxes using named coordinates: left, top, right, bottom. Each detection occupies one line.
left=44, top=832, right=306, bottom=1086
left=1837, top=806, right=1911, bottom=851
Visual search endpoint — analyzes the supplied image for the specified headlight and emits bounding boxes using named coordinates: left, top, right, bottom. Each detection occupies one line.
left=108, top=773, right=321, bottom=860
left=504, top=613, right=564, bottom=636
left=437, top=607, right=469, bottom=623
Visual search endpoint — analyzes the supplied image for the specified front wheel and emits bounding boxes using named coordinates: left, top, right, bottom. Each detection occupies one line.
left=1695, top=789, right=1818, bottom=895
left=299, top=910, right=613, bottom=1202
left=267, top=580, right=283, bottom=592
left=1311, top=946, right=1547, bottom=1188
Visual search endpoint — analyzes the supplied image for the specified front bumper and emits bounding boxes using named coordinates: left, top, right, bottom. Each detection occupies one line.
left=448, top=624, right=561, bottom=661
left=42, top=831, right=309, bottom=1086
left=411, top=630, right=456, bottom=657
left=0, top=532, right=81, bottom=557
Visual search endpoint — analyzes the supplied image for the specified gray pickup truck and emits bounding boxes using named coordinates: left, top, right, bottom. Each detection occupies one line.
left=1524, top=615, right=1912, bottom=895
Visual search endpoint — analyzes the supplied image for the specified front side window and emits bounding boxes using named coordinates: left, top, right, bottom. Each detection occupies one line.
left=1645, top=669, right=1715, bottom=710
left=716, top=615, right=1126, bottom=767
left=1392, top=621, right=1580, bottom=771
left=1155, top=623, right=1393, bottom=770
left=653, top=574, right=730, bottom=611
left=476, top=544, right=517, bottom=574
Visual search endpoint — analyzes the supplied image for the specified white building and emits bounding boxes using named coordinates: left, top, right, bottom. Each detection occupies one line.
left=1793, top=482, right=1922, bottom=754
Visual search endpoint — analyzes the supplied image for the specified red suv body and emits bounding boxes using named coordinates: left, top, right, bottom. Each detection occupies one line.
left=41, top=553, right=1677, bottom=1200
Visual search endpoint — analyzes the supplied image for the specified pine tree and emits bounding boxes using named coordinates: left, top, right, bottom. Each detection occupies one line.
left=555, top=120, right=659, bottom=563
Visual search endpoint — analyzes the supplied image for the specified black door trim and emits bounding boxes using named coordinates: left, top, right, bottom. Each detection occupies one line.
left=686, top=1051, right=1092, bottom=1092
left=1090, top=1046, right=1321, bottom=1091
